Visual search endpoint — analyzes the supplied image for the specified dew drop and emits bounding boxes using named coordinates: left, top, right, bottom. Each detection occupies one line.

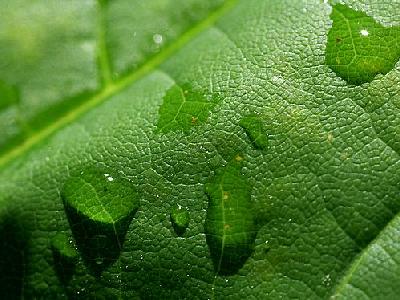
left=170, top=204, right=190, bottom=235
left=61, top=167, right=140, bottom=276
left=156, top=83, right=220, bottom=134
left=205, top=158, right=257, bottom=275
left=325, top=4, right=400, bottom=84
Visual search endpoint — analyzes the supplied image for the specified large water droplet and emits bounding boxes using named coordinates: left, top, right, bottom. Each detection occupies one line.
left=204, top=157, right=257, bottom=275
left=170, top=204, right=189, bottom=235
left=239, top=114, right=268, bottom=150
left=156, top=83, right=220, bottom=134
left=325, top=4, right=400, bottom=85
left=61, top=167, right=140, bottom=275
left=51, top=232, right=78, bottom=283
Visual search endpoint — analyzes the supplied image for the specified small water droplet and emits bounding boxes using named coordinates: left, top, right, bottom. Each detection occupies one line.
left=360, top=29, right=369, bottom=37
left=239, top=115, right=268, bottom=150
left=170, top=204, right=190, bottom=235
left=153, top=33, right=163, bottom=44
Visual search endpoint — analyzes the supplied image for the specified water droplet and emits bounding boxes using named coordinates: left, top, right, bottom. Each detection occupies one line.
left=325, top=4, right=400, bottom=84
left=239, top=115, right=268, bottom=150
left=205, top=158, right=257, bottom=275
left=156, top=83, right=220, bottom=134
left=51, top=232, right=78, bottom=283
left=61, top=167, right=140, bottom=276
left=153, top=33, right=163, bottom=44
left=170, top=204, right=190, bottom=235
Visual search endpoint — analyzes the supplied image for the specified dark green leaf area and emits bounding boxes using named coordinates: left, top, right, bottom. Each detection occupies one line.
left=170, top=204, right=190, bottom=235
left=156, top=83, right=220, bottom=133
left=239, top=114, right=268, bottom=150
left=61, top=167, right=140, bottom=276
left=0, top=80, right=18, bottom=111
left=0, top=211, right=29, bottom=300
left=51, top=232, right=78, bottom=284
left=325, top=4, right=400, bottom=85
left=205, top=156, right=257, bottom=275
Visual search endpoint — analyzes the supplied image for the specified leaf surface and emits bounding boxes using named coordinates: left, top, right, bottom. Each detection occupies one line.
left=0, top=0, right=400, bottom=299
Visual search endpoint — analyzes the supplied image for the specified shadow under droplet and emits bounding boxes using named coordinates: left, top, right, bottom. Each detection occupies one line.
left=0, top=209, right=30, bottom=300
left=64, top=204, right=137, bottom=277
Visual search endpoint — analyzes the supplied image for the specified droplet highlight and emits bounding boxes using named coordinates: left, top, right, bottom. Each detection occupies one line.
left=61, top=167, right=140, bottom=275
left=325, top=4, right=400, bottom=85
left=204, top=157, right=257, bottom=275
left=170, top=204, right=189, bottom=235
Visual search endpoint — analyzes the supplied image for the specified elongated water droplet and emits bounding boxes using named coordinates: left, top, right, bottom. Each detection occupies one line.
left=51, top=232, right=78, bottom=283
left=204, top=157, right=257, bottom=275
left=239, top=114, right=268, bottom=150
left=170, top=204, right=189, bottom=235
left=61, top=167, right=140, bottom=275
left=325, top=4, right=400, bottom=85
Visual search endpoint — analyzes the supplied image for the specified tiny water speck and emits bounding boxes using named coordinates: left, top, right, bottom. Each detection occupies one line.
left=360, top=29, right=369, bottom=36
left=153, top=34, right=163, bottom=44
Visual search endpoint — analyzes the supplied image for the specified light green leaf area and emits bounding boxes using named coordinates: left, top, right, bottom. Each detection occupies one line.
left=0, top=0, right=400, bottom=299
left=325, top=3, right=400, bottom=85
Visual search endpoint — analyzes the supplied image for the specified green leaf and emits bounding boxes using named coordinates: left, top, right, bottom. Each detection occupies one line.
left=1, top=0, right=400, bottom=299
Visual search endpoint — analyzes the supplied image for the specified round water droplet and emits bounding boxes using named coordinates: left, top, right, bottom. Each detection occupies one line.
left=170, top=204, right=190, bottom=235
left=153, top=33, right=163, bottom=44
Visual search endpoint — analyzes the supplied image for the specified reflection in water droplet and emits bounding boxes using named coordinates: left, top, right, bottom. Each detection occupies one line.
left=360, top=29, right=369, bottom=36
left=170, top=204, right=190, bottom=235
left=61, top=167, right=140, bottom=276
